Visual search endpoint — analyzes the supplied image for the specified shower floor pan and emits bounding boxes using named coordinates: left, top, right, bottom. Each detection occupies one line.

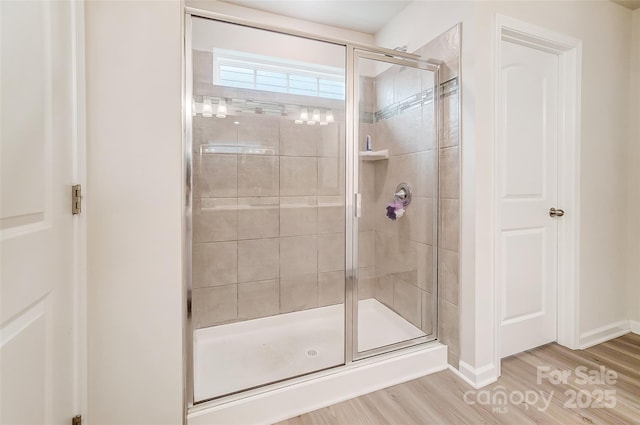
left=194, top=298, right=426, bottom=401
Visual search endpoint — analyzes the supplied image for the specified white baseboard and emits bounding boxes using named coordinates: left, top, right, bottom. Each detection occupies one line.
left=456, top=361, right=498, bottom=389
left=630, top=320, right=640, bottom=335
left=579, top=320, right=630, bottom=349
left=188, top=343, right=448, bottom=425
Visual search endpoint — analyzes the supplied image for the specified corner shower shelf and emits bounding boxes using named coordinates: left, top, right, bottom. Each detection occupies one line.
left=359, top=149, right=389, bottom=161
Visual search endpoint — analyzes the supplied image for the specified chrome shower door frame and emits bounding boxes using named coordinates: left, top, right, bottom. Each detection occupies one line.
left=349, top=49, right=440, bottom=361
left=183, top=7, right=441, bottom=410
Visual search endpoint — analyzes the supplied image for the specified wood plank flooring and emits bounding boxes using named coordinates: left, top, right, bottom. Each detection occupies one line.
left=277, top=333, right=640, bottom=425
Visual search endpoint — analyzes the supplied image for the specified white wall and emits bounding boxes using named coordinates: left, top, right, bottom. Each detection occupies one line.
left=85, top=1, right=183, bottom=424
left=477, top=1, right=631, bottom=340
left=628, top=9, right=640, bottom=328
left=187, top=0, right=374, bottom=45
left=377, top=0, right=635, bottom=378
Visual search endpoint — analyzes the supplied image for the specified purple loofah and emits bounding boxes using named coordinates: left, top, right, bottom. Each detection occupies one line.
left=386, top=205, right=397, bottom=220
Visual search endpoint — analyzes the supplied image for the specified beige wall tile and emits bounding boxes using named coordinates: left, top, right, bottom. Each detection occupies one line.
left=406, top=197, right=434, bottom=245
left=395, top=66, right=422, bottom=103
left=237, top=155, right=279, bottom=197
left=378, top=109, right=425, bottom=155
left=318, top=270, right=345, bottom=307
left=192, top=285, right=237, bottom=328
left=374, top=231, right=416, bottom=277
left=416, top=150, right=435, bottom=198
left=358, top=266, right=375, bottom=300
left=193, top=50, right=213, bottom=87
left=238, top=280, right=279, bottom=320
left=374, top=273, right=394, bottom=309
left=440, top=199, right=460, bottom=252
left=358, top=230, right=374, bottom=268
left=280, top=235, right=317, bottom=277
left=359, top=76, right=375, bottom=113
left=280, top=119, right=318, bottom=157
left=421, top=106, right=436, bottom=151
left=280, top=273, right=318, bottom=313
left=416, top=242, right=435, bottom=292
left=375, top=153, right=418, bottom=207
left=318, top=233, right=345, bottom=273
left=440, top=146, right=460, bottom=199
left=192, top=115, right=238, bottom=149
left=237, top=197, right=279, bottom=240
left=421, top=290, right=434, bottom=335
left=237, top=114, right=279, bottom=155
left=393, top=277, right=422, bottom=328
left=280, top=156, right=317, bottom=196
left=317, top=196, right=344, bottom=234
left=441, top=93, right=459, bottom=148
left=279, top=196, right=317, bottom=237
left=375, top=69, right=395, bottom=110
left=193, top=198, right=237, bottom=243
left=237, top=238, right=279, bottom=283
left=192, top=241, right=237, bottom=288
left=318, top=157, right=344, bottom=196
left=359, top=162, right=376, bottom=232
left=439, top=249, right=459, bottom=306
left=195, top=154, right=237, bottom=198
left=318, top=123, right=341, bottom=157
left=439, top=299, right=459, bottom=360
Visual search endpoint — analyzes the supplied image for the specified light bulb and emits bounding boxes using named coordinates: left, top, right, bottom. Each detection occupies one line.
left=202, top=98, right=213, bottom=118
left=295, top=119, right=304, bottom=125
left=300, top=108, right=309, bottom=121
left=326, top=109, right=334, bottom=123
left=312, top=109, right=320, bottom=122
left=216, top=98, right=227, bottom=118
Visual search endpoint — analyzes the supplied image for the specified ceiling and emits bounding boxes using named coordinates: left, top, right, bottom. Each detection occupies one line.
left=221, top=0, right=639, bottom=36
left=221, top=0, right=412, bottom=34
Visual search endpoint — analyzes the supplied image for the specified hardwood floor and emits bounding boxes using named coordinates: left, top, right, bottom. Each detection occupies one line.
left=277, top=333, right=640, bottom=425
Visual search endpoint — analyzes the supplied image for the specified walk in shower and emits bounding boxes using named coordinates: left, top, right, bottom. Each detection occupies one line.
left=185, top=11, right=440, bottom=407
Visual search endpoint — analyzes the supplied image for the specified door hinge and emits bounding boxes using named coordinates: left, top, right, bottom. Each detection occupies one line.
left=72, top=184, right=82, bottom=215
left=72, top=415, right=82, bottom=425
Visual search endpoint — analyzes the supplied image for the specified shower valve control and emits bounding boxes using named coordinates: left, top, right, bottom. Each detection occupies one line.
left=549, top=208, right=565, bottom=217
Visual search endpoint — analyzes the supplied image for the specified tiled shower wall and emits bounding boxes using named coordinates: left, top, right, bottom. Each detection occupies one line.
left=419, top=25, right=461, bottom=368
left=359, top=25, right=461, bottom=367
left=191, top=50, right=346, bottom=329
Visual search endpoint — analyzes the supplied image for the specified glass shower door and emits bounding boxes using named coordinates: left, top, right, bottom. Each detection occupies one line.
left=187, top=16, right=347, bottom=403
left=353, top=51, right=439, bottom=357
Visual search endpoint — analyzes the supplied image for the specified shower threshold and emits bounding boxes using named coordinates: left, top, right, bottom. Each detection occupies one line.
left=194, top=298, right=427, bottom=401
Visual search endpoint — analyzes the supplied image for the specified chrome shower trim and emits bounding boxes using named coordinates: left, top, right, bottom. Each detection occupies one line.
left=183, top=12, right=195, bottom=410
left=185, top=6, right=421, bottom=61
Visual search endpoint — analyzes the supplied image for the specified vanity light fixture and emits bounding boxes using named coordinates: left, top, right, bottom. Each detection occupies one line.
left=216, top=98, right=227, bottom=118
left=202, top=98, right=213, bottom=118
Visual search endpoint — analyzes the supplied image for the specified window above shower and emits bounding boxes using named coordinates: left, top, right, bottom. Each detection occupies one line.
left=212, top=49, right=345, bottom=100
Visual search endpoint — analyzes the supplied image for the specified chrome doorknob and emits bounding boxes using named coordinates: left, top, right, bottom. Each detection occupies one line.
left=549, top=208, right=565, bottom=217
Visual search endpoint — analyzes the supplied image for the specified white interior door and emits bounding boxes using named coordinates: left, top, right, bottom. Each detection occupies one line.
left=498, top=39, right=560, bottom=358
left=1, top=1, right=81, bottom=423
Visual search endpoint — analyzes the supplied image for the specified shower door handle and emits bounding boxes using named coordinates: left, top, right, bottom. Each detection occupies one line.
left=355, top=193, right=362, bottom=218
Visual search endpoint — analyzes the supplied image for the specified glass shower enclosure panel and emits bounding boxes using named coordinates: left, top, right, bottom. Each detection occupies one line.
left=187, top=16, right=346, bottom=402
left=354, top=52, right=438, bottom=356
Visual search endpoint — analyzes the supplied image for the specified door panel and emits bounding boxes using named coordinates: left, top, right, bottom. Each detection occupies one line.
left=498, top=40, right=559, bottom=358
left=1, top=1, right=77, bottom=422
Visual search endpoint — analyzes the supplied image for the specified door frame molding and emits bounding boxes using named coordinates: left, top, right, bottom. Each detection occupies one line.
left=493, top=15, right=582, bottom=373
left=71, top=0, right=88, bottom=420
